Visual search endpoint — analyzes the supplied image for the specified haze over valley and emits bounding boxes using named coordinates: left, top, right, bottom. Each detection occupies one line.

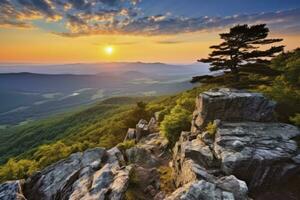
left=0, top=62, right=209, bottom=126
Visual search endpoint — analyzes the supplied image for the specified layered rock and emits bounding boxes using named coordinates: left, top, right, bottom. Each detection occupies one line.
left=192, top=88, right=276, bottom=131
left=0, top=147, right=132, bottom=200
left=214, top=122, right=300, bottom=191
left=173, top=88, right=300, bottom=199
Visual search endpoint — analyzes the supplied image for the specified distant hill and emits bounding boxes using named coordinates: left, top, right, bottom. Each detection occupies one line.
left=0, top=63, right=208, bottom=125
left=0, top=62, right=209, bottom=75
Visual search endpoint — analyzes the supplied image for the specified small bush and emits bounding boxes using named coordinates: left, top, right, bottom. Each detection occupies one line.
left=290, top=114, right=300, bottom=127
left=117, top=140, right=135, bottom=152
left=158, top=166, right=176, bottom=194
left=205, top=121, right=217, bottom=135
left=160, top=105, right=191, bottom=147
left=0, top=159, right=38, bottom=182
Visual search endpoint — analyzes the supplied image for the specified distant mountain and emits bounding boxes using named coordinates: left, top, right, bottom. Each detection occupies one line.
left=0, top=62, right=209, bottom=75
left=0, top=63, right=209, bottom=125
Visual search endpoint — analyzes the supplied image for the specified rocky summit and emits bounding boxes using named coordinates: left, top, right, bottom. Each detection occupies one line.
left=1, top=88, right=300, bottom=200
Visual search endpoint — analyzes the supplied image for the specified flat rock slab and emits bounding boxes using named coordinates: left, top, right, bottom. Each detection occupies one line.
left=193, top=88, right=276, bottom=130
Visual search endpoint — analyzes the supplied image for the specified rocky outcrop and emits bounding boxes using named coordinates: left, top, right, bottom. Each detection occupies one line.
left=214, top=122, right=300, bottom=190
left=0, top=147, right=132, bottom=200
left=192, top=88, right=276, bottom=131
left=1, top=88, right=299, bottom=200
left=173, top=88, right=300, bottom=199
left=124, top=118, right=159, bottom=142
left=0, top=115, right=168, bottom=200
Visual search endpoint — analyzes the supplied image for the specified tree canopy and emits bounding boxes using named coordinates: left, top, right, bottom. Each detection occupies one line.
left=194, top=24, right=284, bottom=82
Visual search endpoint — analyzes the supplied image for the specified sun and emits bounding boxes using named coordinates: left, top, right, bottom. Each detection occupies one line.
left=104, top=46, right=114, bottom=55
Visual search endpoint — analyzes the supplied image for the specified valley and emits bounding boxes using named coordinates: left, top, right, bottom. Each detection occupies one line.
left=0, top=62, right=209, bottom=126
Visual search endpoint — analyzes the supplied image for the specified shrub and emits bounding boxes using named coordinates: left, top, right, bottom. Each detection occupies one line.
left=158, top=166, right=176, bottom=194
left=258, top=77, right=300, bottom=123
left=205, top=121, right=217, bottom=135
left=117, top=140, right=135, bottom=152
left=290, top=114, right=300, bottom=127
left=0, top=159, right=38, bottom=182
left=160, top=104, right=191, bottom=147
left=33, top=141, right=72, bottom=169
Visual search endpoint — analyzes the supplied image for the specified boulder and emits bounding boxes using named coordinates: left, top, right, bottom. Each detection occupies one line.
left=106, top=165, right=132, bottom=200
left=148, top=117, right=159, bottom=133
left=175, top=159, right=218, bottom=187
left=172, top=176, right=248, bottom=200
left=192, top=88, right=276, bottom=131
left=21, top=147, right=132, bottom=200
left=216, top=175, right=248, bottom=200
left=0, top=180, right=26, bottom=200
left=125, top=146, right=158, bottom=167
left=136, top=119, right=150, bottom=140
left=24, top=148, right=106, bottom=200
left=180, top=180, right=232, bottom=200
left=214, top=122, right=300, bottom=192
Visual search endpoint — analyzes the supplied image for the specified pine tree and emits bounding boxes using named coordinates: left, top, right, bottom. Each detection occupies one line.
left=198, top=24, right=284, bottom=82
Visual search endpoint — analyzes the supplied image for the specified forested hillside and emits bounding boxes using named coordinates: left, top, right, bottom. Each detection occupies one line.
left=0, top=49, right=299, bottom=183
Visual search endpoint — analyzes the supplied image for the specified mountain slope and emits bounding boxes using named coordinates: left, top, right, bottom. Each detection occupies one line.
left=0, top=96, right=156, bottom=164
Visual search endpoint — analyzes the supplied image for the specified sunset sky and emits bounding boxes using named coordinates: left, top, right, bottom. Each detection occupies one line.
left=0, top=0, right=300, bottom=64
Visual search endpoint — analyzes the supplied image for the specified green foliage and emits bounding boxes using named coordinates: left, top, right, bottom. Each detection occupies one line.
left=257, top=49, right=300, bottom=123
left=206, top=122, right=217, bottom=135
left=271, top=48, right=300, bottom=87
left=160, top=85, right=216, bottom=147
left=160, top=106, right=191, bottom=147
left=0, top=97, right=154, bottom=182
left=33, top=141, right=72, bottom=169
left=198, top=24, right=283, bottom=82
left=117, top=140, right=136, bottom=152
left=158, top=166, right=175, bottom=194
left=0, top=159, right=38, bottom=182
left=290, top=114, right=300, bottom=127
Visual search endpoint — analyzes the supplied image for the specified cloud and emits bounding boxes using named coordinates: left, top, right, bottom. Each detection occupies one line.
left=55, top=8, right=300, bottom=37
left=0, top=0, right=299, bottom=37
left=0, top=19, right=33, bottom=29
left=156, top=40, right=184, bottom=44
left=120, top=8, right=300, bottom=35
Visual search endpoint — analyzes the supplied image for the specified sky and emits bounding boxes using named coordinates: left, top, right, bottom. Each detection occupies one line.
left=0, top=0, right=300, bottom=64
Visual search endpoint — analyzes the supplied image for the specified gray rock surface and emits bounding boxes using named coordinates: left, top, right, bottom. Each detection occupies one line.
left=24, top=148, right=106, bottom=200
left=214, top=122, right=300, bottom=190
left=167, top=176, right=248, bottom=200
left=126, top=146, right=159, bottom=167
left=136, top=119, right=150, bottom=140
left=20, top=147, right=130, bottom=200
left=174, top=89, right=300, bottom=199
left=192, top=88, right=276, bottom=131
left=0, top=180, right=26, bottom=200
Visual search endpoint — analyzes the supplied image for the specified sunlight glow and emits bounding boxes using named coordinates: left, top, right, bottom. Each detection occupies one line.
left=104, top=46, right=114, bottom=55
